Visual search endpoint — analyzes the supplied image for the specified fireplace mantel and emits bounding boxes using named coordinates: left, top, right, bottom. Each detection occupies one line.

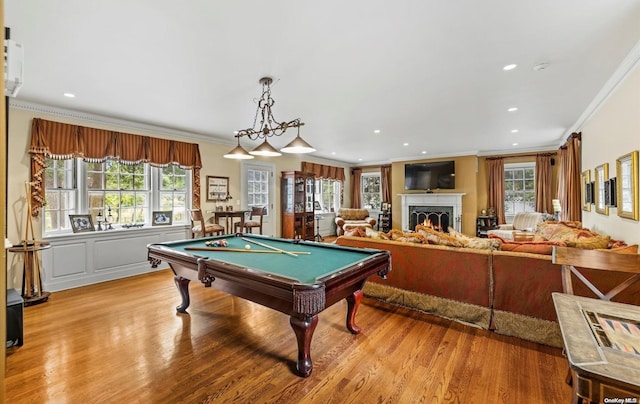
left=399, top=193, right=466, bottom=231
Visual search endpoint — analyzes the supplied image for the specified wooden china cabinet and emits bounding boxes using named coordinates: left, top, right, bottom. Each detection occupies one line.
left=281, top=171, right=316, bottom=240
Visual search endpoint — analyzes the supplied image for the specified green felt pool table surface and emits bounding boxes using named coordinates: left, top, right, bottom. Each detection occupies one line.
left=166, top=234, right=380, bottom=284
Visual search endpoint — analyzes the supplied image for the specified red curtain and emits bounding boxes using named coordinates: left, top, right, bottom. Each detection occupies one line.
left=557, top=133, right=582, bottom=222
left=487, top=158, right=505, bottom=224
left=535, top=154, right=553, bottom=213
left=351, top=168, right=362, bottom=209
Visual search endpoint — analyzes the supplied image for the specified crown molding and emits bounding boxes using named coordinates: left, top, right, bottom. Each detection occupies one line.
left=563, top=38, right=640, bottom=141
left=8, top=99, right=234, bottom=146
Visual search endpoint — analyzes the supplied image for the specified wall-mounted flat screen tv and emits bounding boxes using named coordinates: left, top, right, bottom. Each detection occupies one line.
left=404, top=161, right=455, bottom=190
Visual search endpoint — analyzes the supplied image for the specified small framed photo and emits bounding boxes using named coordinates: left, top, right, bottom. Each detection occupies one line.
left=69, top=214, right=95, bottom=233
left=152, top=211, right=173, bottom=226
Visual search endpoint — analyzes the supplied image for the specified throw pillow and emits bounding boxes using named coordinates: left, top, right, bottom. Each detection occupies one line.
left=388, top=229, right=426, bottom=244
left=365, top=227, right=389, bottom=240
left=344, top=227, right=367, bottom=237
left=415, top=225, right=462, bottom=247
left=534, top=221, right=583, bottom=241
left=448, top=228, right=501, bottom=250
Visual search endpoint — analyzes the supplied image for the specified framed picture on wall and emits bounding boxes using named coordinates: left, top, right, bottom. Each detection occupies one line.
left=206, top=176, right=229, bottom=201
left=616, top=150, right=639, bottom=220
left=594, top=163, right=609, bottom=216
left=604, top=178, right=617, bottom=207
left=581, top=170, right=591, bottom=210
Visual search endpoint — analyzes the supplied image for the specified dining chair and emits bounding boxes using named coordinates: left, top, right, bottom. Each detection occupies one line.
left=188, top=209, right=224, bottom=238
left=235, top=206, right=265, bottom=234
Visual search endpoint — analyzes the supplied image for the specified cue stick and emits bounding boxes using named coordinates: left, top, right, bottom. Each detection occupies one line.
left=184, top=247, right=310, bottom=254
left=241, top=237, right=299, bottom=257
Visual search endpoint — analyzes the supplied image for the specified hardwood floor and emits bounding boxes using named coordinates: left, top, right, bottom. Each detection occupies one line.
left=5, top=268, right=572, bottom=403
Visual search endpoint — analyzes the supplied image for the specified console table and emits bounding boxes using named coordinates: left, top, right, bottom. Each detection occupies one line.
left=553, top=293, right=640, bottom=403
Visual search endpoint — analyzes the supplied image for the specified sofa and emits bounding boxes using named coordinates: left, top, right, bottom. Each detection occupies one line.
left=335, top=224, right=640, bottom=347
left=334, top=208, right=377, bottom=236
left=486, top=211, right=547, bottom=240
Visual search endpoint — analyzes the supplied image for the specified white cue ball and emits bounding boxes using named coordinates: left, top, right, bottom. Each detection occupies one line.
left=244, top=244, right=251, bottom=250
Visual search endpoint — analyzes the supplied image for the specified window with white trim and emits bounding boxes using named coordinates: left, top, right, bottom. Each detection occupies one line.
left=504, top=162, right=535, bottom=223
left=247, top=168, right=269, bottom=214
left=361, top=173, right=382, bottom=210
left=314, top=179, right=341, bottom=212
left=44, top=158, right=77, bottom=232
left=43, top=158, right=191, bottom=234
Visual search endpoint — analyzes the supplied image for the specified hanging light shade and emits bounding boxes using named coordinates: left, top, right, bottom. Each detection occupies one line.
left=224, top=77, right=314, bottom=158
left=249, top=140, right=282, bottom=156
left=280, top=127, right=316, bottom=154
left=223, top=137, right=254, bottom=159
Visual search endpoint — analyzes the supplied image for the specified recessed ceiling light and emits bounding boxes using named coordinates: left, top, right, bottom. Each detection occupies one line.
left=403, top=143, right=409, bottom=146
left=331, top=152, right=336, bottom=155
left=421, top=151, right=427, bottom=154
left=508, top=107, right=518, bottom=112
left=358, top=158, right=363, bottom=161
left=373, top=129, right=381, bottom=134
left=512, top=143, right=519, bottom=146
left=511, top=129, right=519, bottom=133
left=233, top=130, right=239, bottom=134
left=503, top=64, right=517, bottom=71
left=63, top=93, right=75, bottom=98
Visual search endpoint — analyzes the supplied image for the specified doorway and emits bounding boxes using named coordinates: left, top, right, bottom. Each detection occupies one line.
left=240, top=161, right=276, bottom=236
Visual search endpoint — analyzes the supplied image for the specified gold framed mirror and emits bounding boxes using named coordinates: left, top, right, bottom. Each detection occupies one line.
left=594, top=163, right=609, bottom=215
left=616, top=151, right=638, bottom=220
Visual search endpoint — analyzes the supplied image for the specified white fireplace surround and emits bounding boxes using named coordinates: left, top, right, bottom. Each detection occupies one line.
left=399, top=193, right=465, bottom=232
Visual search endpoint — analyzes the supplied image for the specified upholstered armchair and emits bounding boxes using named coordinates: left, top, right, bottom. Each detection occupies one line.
left=335, top=208, right=377, bottom=236
left=486, top=212, right=546, bottom=241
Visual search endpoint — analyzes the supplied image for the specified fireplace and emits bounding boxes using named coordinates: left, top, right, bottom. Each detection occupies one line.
left=409, top=205, right=453, bottom=232
left=400, top=193, right=465, bottom=232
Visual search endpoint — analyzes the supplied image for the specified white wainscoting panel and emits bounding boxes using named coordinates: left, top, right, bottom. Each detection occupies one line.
left=42, top=226, right=190, bottom=292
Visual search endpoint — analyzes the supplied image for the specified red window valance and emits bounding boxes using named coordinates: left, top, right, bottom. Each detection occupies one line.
left=301, top=161, right=345, bottom=182
left=28, top=118, right=202, bottom=217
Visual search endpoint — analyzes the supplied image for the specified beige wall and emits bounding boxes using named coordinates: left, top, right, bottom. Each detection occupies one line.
left=580, top=63, right=640, bottom=245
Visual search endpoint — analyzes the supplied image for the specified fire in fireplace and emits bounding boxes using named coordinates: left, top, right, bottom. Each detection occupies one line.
left=409, top=205, right=453, bottom=232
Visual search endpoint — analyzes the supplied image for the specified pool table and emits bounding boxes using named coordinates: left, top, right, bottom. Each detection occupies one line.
left=147, top=233, right=391, bottom=377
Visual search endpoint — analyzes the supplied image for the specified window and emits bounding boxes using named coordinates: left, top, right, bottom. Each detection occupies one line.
left=44, top=159, right=77, bottom=232
left=159, top=165, right=188, bottom=223
left=247, top=168, right=269, bottom=214
left=361, top=173, right=381, bottom=210
left=314, top=179, right=341, bottom=212
left=87, top=161, right=150, bottom=224
left=43, top=158, right=191, bottom=234
left=504, top=163, right=535, bottom=223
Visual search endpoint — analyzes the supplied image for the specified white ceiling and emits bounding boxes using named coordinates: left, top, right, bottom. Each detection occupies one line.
left=5, top=0, right=640, bottom=165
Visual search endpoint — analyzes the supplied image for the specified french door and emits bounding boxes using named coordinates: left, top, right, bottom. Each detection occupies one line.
left=240, top=161, right=276, bottom=236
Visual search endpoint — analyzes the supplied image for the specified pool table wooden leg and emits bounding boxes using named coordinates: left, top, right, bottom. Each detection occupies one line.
left=290, top=315, right=319, bottom=378
left=173, top=276, right=191, bottom=313
left=345, top=288, right=363, bottom=334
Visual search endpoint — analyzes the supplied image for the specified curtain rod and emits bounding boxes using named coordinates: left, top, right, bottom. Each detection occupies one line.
left=485, top=152, right=557, bottom=160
